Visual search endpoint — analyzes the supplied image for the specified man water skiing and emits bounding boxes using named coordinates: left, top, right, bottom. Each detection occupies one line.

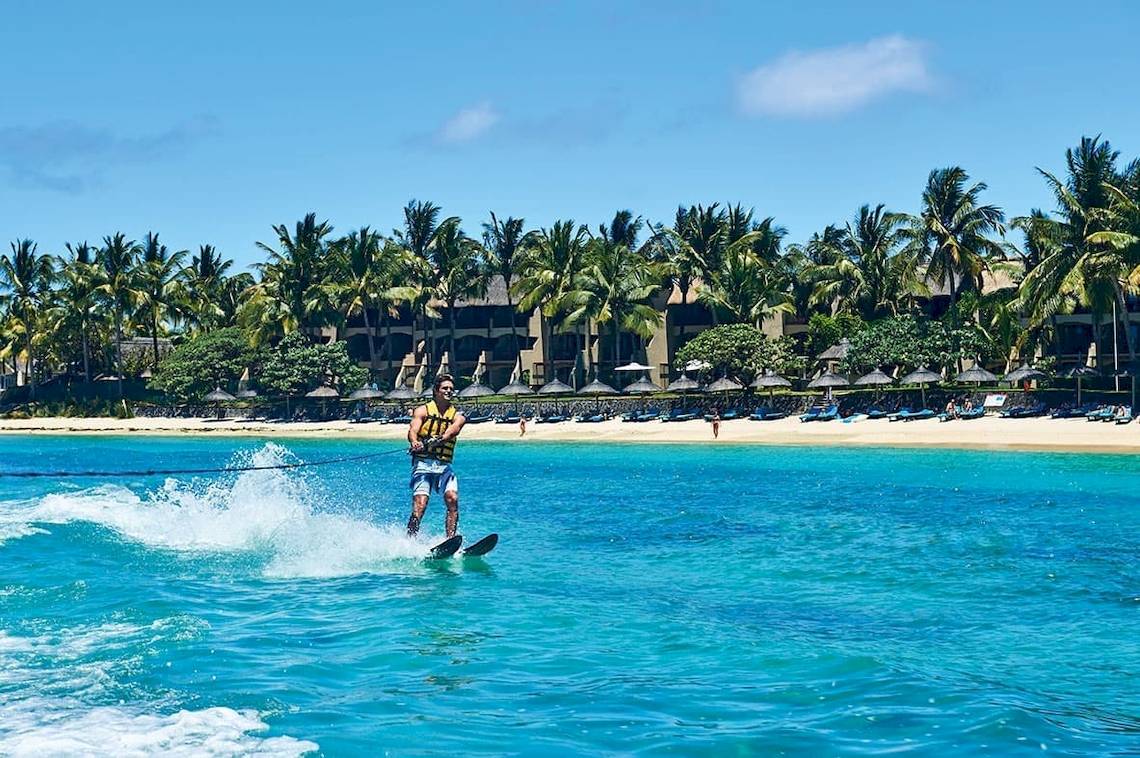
left=406, top=373, right=467, bottom=538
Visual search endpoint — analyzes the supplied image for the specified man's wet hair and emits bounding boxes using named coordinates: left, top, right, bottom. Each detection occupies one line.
left=434, top=374, right=454, bottom=390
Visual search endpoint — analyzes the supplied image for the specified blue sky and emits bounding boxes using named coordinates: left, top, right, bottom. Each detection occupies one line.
left=3, top=0, right=1139, bottom=269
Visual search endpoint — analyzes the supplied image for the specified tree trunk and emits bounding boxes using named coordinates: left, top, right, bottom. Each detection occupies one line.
left=362, top=304, right=377, bottom=379
left=383, top=311, right=393, bottom=375
left=507, top=290, right=519, bottom=359
left=1092, top=312, right=1102, bottom=373
left=539, top=312, right=552, bottom=384
left=115, top=307, right=124, bottom=399
left=26, top=332, right=35, bottom=401
left=1115, top=287, right=1136, bottom=363
left=152, top=309, right=161, bottom=369
left=81, top=323, right=90, bottom=384
left=447, top=300, right=457, bottom=379
left=612, top=320, right=621, bottom=377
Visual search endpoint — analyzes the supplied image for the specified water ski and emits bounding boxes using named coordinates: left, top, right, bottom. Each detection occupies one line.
left=462, top=533, right=498, bottom=557
left=426, top=535, right=463, bottom=560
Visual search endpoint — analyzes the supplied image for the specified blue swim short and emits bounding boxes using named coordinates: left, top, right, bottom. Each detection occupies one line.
left=410, top=459, right=458, bottom=497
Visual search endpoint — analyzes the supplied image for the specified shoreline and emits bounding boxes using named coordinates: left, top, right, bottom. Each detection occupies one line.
left=1, top=415, right=1138, bottom=455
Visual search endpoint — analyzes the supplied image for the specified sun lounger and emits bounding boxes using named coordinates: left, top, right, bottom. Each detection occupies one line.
left=866, top=408, right=891, bottom=420
left=1114, top=406, right=1134, bottom=424
left=1051, top=404, right=1094, bottom=419
left=799, top=405, right=827, bottom=422
left=958, top=406, right=984, bottom=420
left=887, top=407, right=913, bottom=422
left=815, top=404, right=840, bottom=421
left=749, top=406, right=787, bottom=421
left=465, top=413, right=493, bottom=424
left=896, top=408, right=936, bottom=422
left=496, top=414, right=521, bottom=424
left=575, top=413, right=606, bottom=423
left=1086, top=406, right=1113, bottom=421
left=662, top=408, right=699, bottom=422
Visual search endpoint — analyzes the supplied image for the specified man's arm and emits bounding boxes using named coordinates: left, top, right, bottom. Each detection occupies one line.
left=408, top=405, right=428, bottom=450
left=439, top=411, right=466, bottom=443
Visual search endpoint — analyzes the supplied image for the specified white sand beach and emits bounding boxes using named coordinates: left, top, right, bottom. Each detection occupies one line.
left=0, top=414, right=1136, bottom=454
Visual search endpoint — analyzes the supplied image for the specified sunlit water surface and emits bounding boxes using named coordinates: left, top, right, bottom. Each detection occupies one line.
left=1, top=436, right=1138, bottom=756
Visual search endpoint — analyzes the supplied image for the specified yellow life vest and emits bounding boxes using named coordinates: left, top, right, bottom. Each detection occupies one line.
left=415, top=400, right=457, bottom=463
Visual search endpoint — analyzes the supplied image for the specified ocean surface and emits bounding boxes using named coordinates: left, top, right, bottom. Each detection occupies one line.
left=0, top=435, right=1138, bottom=756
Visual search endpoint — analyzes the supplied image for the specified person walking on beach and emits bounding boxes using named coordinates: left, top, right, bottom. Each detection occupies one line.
left=519, top=415, right=527, bottom=436
left=406, top=374, right=467, bottom=538
left=711, top=407, right=721, bottom=439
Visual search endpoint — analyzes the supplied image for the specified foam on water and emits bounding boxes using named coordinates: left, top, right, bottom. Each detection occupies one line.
left=1, top=443, right=434, bottom=578
left=0, top=620, right=317, bottom=756
left=0, top=701, right=317, bottom=757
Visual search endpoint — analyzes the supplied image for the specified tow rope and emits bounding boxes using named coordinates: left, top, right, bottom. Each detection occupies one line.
left=0, top=448, right=408, bottom=479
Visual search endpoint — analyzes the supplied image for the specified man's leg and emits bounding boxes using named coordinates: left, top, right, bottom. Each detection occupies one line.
left=443, top=490, right=459, bottom=538
left=407, top=494, right=429, bottom=535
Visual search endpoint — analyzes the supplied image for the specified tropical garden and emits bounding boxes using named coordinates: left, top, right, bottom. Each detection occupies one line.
left=2, top=135, right=1139, bottom=414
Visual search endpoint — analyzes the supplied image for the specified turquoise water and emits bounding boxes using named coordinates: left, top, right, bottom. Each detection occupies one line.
left=1, top=436, right=1138, bottom=756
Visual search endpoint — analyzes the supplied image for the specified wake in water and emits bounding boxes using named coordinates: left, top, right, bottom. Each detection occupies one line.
left=0, top=443, right=435, bottom=578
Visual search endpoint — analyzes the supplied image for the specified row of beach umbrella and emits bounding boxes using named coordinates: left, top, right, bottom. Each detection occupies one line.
left=204, top=361, right=1097, bottom=407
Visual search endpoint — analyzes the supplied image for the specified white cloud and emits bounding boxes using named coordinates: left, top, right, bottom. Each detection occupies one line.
left=737, top=35, right=932, bottom=118
left=435, top=102, right=499, bottom=144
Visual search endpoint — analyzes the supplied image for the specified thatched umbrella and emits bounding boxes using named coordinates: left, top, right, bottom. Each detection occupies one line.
left=855, top=368, right=894, bottom=406
left=1059, top=364, right=1098, bottom=406
left=348, top=386, right=383, bottom=400
left=855, top=368, right=894, bottom=387
left=623, top=377, right=661, bottom=394
left=204, top=387, right=235, bottom=402
left=899, top=366, right=942, bottom=408
left=498, top=378, right=535, bottom=413
left=537, top=378, right=575, bottom=395
left=956, top=366, right=998, bottom=385
left=578, top=378, right=618, bottom=413
left=305, top=385, right=339, bottom=419
left=706, top=376, right=743, bottom=393
left=750, top=371, right=791, bottom=401
left=458, top=382, right=496, bottom=399
left=456, top=381, right=495, bottom=413
left=1003, top=364, right=1048, bottom=384
left=666, top=373, right=702, bottom=393
left=537, top=378, right=574, bottom=416
left=204, top=387, right=235, bottom=420
left=386, top=385, right=419, bottom=401
left=807, top=370, right=849, bottom=401
left=817, top=338, right=851, bottom=362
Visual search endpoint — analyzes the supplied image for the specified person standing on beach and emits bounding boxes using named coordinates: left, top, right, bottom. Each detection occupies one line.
left=406, top=374, right=467, bottom=538
left=711, top=407, right=721, bottom=439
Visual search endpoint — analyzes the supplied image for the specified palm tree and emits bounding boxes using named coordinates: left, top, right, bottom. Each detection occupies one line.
left=393, top=200, right=449, bottom=369
left=783, top=225, right=844, bottom=320
left=1019, top=137, right=1136, bottom=364
left=135, top=232, right=188, bottom=368
left=430, top=218, right=489, bottom=376
left=514, top=220, right=590, bottom=381
left=244, top=213, right=335, bottom=345
left=909, top=167, right=1006, bottom=310
left=0, top=240, right=56, bottom=399
left=811, top=204, right=924, bottom=320
left=483, top=213, right=526, bottom=359
left=564, top=234, right=663, bottom=371
left=96, top=233, right=141, bottom=396
left=56, top=242, right=100, bottom=382
left=185, top=245, right=233, bottom=332
left=332, top=227, right=420, bottom=378
left=652, top=203, right=727, bottom=309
